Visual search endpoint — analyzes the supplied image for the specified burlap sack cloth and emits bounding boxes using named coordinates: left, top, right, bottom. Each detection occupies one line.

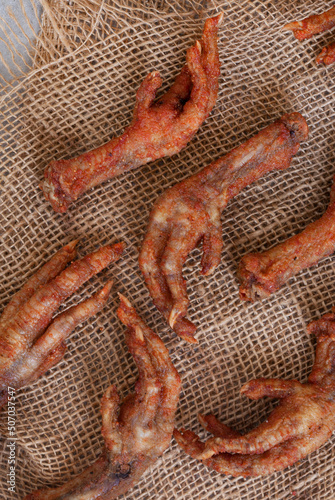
left=1, top=0, right=335, bottom=498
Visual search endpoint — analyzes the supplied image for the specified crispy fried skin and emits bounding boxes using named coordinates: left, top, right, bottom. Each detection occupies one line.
left=316, top=41, right=335, bottom=65
left=283, top=6, right=335, bottom=40
left=0, top=241, right=124, bottom=406
left=25, top=295, right=181, bottom=500
left=174, top=311, right=335, bottom=477
left=139, top=113, right=308, bottom=342
left=41, top=14, right=223, bottom=213
left=283, top=6, right=335, bottom=65
left=238, top=177, right=335, bottom=302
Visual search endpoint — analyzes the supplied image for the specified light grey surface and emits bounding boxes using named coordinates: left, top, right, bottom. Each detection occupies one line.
left=0, top=0, right=42, bottom=86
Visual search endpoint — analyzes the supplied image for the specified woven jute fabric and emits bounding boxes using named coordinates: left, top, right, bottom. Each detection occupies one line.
left=1, top=1, right=335, bottom=498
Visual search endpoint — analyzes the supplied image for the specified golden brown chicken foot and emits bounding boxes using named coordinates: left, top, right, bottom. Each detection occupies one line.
left=25, top=295, right=181, bottom=499
left=283, top=6, right=335, bottom=65
left=0, top=241, right=124, bottom=406
left=139, top=113, right=308, bottom=342
left=238, top=176, right=335, bottom=302
left=316, top=41, right=335, bottom=65
left=41, top=14, right=223, bottom=213
left=175, top=311, right=335, bottom=477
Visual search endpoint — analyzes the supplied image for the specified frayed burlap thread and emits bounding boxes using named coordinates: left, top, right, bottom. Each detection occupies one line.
left=1, top=1, right=335, bottom=498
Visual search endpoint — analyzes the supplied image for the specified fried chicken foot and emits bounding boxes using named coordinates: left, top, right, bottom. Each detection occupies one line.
left=25, top=295, right=181, bottom=499
left=139, top=113, right=308, bottom=342
left=238, top=176, right=335, bottom=302
left=41, top=14, right=223, bottom=213
left=174, top=310, right=335, bottom=477
left=283, top=6, right=335, bottom=65
left=0, top=241, right=125, bottom=406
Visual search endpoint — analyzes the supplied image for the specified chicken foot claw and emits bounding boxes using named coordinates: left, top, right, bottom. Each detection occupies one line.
left=0, top=241, right=125, bottom=406
left=140, top=113, right=308, bottom=342
left=41, top=14, right=223, bottom=213
left=174, top=310, right=335, bottom=476
left=25, top=295, right=181, bottom=499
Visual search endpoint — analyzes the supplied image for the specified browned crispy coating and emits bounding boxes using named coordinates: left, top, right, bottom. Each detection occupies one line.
left=283, top=6, right=335, bottom=40
left=174, top=310, right=335, bottom=477
left=41, top=14, right=223, bottom=213
left=283, top=6, right=335, bottom=65
left=139, top=113, right=309, bottom=342
left=0, top=241, right=125, bottom=407
left=316, top=41, right=335, bottom=65
left=25, top=295, right=181, bottom=499
left=238, top=177, right=335, bottom=303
